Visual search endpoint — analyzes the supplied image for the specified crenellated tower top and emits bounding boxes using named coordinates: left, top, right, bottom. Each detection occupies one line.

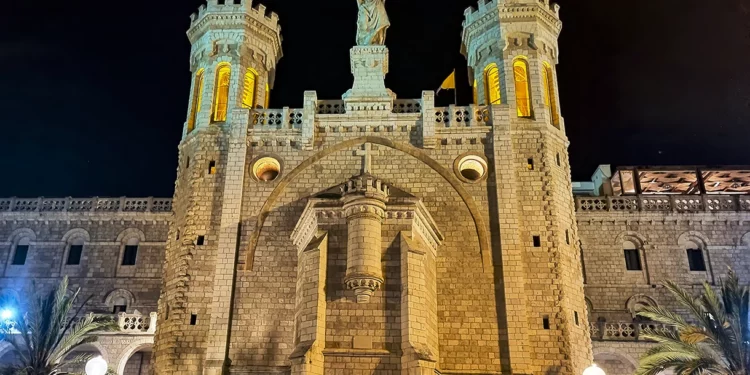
left=182, top=0, right=283, bottom=136
left=461, top=0, right=565, bottom=130
left=462, top=0, right=561, bottom=32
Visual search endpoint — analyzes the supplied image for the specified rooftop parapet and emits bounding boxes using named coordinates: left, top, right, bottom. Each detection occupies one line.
left=188, top=0, right=281, bottom=35
left=463, top=0, right=561, bottom=29
left=0, top=197, right=172, bottom=214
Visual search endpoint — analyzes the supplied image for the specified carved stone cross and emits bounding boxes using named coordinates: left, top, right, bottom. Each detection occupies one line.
left=355, top=143, right=380, bottom=175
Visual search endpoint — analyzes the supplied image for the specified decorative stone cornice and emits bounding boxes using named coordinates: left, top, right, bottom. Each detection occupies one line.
left=343, top=275, right=383, bottom=303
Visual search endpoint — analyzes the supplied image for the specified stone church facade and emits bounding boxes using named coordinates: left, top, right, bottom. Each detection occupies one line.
left=1, top=1, right=747, bottom=375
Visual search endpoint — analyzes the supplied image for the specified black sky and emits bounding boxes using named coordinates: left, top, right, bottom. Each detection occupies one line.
left=1, top=0, right=749, bottom=197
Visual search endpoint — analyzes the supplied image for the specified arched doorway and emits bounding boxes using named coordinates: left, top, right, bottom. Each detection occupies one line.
left=118, top=343, right=152, bottom=375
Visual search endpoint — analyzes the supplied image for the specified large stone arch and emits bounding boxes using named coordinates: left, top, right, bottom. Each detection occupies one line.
left=245, top=136, right=492, bottom=270
left=115, top=337, right=154, bottom=375
left=593, top=348, right=638, bottom=375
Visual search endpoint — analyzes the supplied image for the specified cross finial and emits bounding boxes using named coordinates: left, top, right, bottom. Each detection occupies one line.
left=355, top=143, right=381, bottom=175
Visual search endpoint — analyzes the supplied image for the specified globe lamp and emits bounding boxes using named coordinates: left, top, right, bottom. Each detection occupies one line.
left=85, top=356, right=107, bottom=375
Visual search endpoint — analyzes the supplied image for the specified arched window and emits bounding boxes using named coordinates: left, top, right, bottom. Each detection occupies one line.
left=212, top=64, right=231, bottom=122
left=623, top=241, right=642, bottom=271
left=12, top=238, right=30, bottom=266
left=685, top=241, right=707, bottom=272
left=542, top=62, right=560, bottom=128
left=66, top=237, right=85, bottom=266
left=484, top=63, right=501, bottom=105
left=187, top=69, right=204, bottom=133
left=241, top=68, right=258, bottom=109
left=122, top=237, right=139, bottom=266
left=513, top=59, right=532, bottom=117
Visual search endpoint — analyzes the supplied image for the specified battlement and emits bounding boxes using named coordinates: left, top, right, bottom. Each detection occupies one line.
left=341, top=175, right=390, bottom=202
left=189, top=0, right=281, bottom=34
left=463, top=0, right=560, bottom=28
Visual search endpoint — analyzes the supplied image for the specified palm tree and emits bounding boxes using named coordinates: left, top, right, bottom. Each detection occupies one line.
left=0, top=277, right=118, bottom=375
left=636, top=270, right=750, bottom=375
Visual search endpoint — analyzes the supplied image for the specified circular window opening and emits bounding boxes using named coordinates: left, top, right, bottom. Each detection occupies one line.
left=457, top=155, right=487, bottom=182
left=253, top=157, right=281, bottom=182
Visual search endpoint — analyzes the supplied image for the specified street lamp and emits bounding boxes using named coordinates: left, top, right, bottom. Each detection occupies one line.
left=583, top=364, right=606, bottom=375
left=85, top=356, right=108, bottom=375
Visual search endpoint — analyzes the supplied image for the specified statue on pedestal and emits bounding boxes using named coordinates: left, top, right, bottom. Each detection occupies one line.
left=356, top=0, right=390, bottom=46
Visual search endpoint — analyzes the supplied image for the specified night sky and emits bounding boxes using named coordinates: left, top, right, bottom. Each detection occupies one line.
left=1, top=0, right=749, bottom=198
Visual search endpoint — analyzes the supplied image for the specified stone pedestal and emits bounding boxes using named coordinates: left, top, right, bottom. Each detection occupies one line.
left=342, top=46, right=394, bottom=113
left=341, top=175, right=389, bottom=303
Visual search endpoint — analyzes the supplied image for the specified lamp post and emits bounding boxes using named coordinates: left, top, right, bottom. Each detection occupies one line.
left=583, top=364, right=606, bottom=375
left=85, top=356, right=108, bottom=375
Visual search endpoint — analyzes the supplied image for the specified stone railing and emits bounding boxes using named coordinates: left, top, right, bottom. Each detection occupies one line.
left=0, top=197, right=172, bottom=213
left=118, top=312, right=157, bottom=334
left=434, top=105, right=491, bottom=128
left=590, top=321, right=673, bottom=342
left=392, top=99, right=422, bottom=114
left=576, top=195, right=750, bottom=213
left=317, top=100, right=346, bottom=114
left=252, top=108, right=304, bottom=129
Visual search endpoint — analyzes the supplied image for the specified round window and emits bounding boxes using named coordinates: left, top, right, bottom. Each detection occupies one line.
left=455, top=155, right=488, bottom=182
left=253, top=157, right=281, bottom=182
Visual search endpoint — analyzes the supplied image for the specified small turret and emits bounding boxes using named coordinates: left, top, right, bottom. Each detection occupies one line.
left=461, top=0, right=564, bottom=130
left=183, top=0, right=283, bottom=136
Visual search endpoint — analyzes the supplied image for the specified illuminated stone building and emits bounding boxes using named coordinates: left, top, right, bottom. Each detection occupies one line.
left=154, top=0, right=590, bottom=374
left=3, top=1, right=748, bottom=375
left=575, top=166, right=750, bottom=375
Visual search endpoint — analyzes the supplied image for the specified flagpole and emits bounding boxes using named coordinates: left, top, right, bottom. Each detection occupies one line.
left=453, top=69, right=458, bottom=105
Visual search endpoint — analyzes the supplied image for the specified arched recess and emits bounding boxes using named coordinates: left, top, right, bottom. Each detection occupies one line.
left=625, top=294, right=658, bottom=319
left=613, top=231, right=647, bottom=247
left=741, top=232, right=750, bottom=247
left=677, top=231, right=710, bottom=249
left=6, top=228, right=37, bottom=244
left=246, top=136, right=492, bottom=271
left=115, top=339, right=153, bottom=375
left=104, top=289, right=136, bottom=308
left=116, top=228, right=146, bottom=243
left=61, top=228, right=91, bottom=243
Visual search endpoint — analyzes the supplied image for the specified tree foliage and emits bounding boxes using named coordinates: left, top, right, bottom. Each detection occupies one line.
left=0, top=277, right=117, bottom=375
left=636, top=270, right=750, bottom=375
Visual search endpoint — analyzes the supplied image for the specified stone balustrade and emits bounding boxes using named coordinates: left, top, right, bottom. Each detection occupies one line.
left=252, top=108, right=304, bottom=129
left=118, top=311, right=157, bottom=334
left=589, top=321, right=672, bottom=341
left=576, top=194, right=750, bottom=213
left=0, top=197, right=172, bottom=213
left=434, top=105, right=491, bottom=128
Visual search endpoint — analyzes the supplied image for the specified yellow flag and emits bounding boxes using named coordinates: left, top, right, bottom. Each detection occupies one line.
left=438, top=70, right=456, bottom=92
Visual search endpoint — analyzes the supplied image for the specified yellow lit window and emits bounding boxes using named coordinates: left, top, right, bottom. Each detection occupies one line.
left=484, top=63, right=501, bottom=105
left=542, top=62, right=560, bottom=128
left=187, top=69, right=204, bottom=133
left=212, top=64, right=231, bottom=122
left=513, top=59, right=531, bottom=117
left=264, top=83, right=270, bottom=109
left=242, top=68, right=257, bottom=109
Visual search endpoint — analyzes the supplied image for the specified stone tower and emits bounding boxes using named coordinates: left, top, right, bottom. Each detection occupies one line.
left=153, top=0, right=282, bottom=374
left=462, top=0, right=592, bottom=374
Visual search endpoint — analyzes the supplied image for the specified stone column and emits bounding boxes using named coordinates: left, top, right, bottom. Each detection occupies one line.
left=340, top=175, right=389, bottom=303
